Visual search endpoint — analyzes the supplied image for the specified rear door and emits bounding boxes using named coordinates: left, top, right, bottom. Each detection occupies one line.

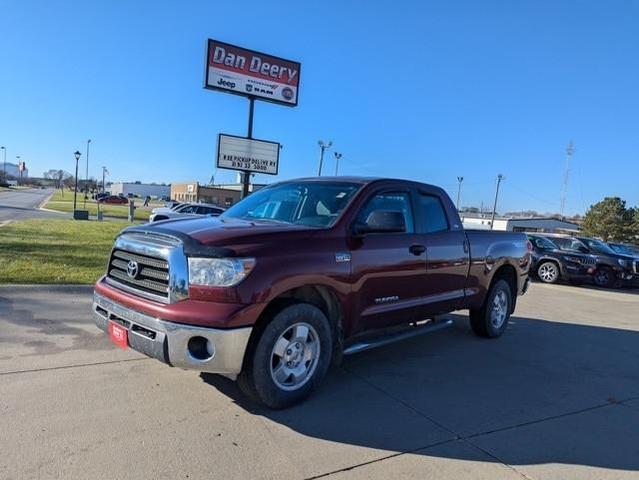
left=413, top=190, right=469, bottom=318
left=349, top=188, right=429, bottom=332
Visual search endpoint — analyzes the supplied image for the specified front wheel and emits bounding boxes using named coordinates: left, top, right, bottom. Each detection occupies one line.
left=537, top=261, right=560, bottom=283
left=238, top=304, right=332, bottom=409
left=593, top=267, right=615, bottom=288
left=469, top=279, right=512, bottom=338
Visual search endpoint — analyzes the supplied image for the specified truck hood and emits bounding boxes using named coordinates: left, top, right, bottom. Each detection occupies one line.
left=125, top=216, right=320, bottom=256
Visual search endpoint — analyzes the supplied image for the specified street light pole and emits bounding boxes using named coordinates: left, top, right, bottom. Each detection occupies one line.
left=1, top=147, right=6, bottom=181
left=490, top=174, right=504, bottom=230
left=84, top=139, right=91, bottom=208
left=333, top=152, right=342, bottom=176
left=317, top=140, right=332, bottom=176
left=456, top=176, right=464, bottom=211
left=73, top=151, right=81, bottom=215
left=102, top=166, right=107, bottom=193
left=15, top=155, right=20, bottom=185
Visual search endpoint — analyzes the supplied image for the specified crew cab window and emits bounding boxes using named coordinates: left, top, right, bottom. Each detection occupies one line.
left=357, top=192, right=414, bottom=233
left=417, top=194, right=448, bottom=233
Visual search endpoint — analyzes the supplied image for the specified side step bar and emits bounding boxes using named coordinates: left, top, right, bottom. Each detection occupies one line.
left=343, top=318, right=454, bottom=356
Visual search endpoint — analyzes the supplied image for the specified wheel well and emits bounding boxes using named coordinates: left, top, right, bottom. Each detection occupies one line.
left=242, top=285, right=344, bottom=371
left=491, top=264, right=517, bottom=312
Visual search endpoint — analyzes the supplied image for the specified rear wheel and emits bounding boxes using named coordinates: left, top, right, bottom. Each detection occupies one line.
left=537, top=261, right=560, bottom=283
left=469, top=279, right=512, bottom=338
left=238, top=303, right=332, bottom=409
left=593, top=267, right=615, bottom=288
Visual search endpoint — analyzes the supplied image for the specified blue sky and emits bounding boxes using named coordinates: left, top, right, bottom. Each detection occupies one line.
left=1, top=0, right=638, bottom=215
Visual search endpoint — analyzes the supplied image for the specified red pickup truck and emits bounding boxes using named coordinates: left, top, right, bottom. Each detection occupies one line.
left=93, top=177, right=531, bottom=408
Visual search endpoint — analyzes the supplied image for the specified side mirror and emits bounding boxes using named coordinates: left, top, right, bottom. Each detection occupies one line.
left=354, top=210, right=406, bottom=235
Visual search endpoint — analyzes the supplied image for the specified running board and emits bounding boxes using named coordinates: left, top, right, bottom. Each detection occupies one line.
left=343, top=318, right=454, bottom=356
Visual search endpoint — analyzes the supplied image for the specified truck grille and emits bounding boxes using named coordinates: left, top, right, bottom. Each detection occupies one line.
left=107, top=249, right=170, bottom=300
left=580, top=257, right=596, bottom=266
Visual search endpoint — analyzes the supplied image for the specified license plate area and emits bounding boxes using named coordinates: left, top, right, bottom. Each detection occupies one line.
left=108, top=321, right=129, bottom=349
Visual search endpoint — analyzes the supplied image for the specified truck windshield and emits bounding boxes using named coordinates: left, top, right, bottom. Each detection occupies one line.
left=221, top=181, right=362, bottom=227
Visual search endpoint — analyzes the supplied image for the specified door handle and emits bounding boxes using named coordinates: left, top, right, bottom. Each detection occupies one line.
left=409, top=244, right=427, bottom=256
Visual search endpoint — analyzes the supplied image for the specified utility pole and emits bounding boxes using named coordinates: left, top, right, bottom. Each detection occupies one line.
left=333, top=152, right=342, bottom=176
left=317, top=140, right=332, bottom=176
left=560, top=140, right=574, bottom=218
left=84, top=139, right=91, bottom=208
left=15, top=156, right=20, bottom=185
left=490, top=174, right=504, bottom=230
left=456, top=176, right=464, bottom=211
left=102, top=166, right=107, bottom=193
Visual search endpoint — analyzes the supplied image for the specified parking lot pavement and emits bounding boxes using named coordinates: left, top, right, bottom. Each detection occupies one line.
left=1, top=284, right=638, bottom=480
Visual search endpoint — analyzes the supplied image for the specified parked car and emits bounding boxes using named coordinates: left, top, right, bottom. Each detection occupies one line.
left=608, top=242, right=639, bottom=258
left=93, top=177, right=531, bottom=408
left=149, top=203, right=224, bottom=222
left=97, top=195, right=128, bottom=205
left=544, top=235, right=638, bottom=288
left=163, top=200, right=183, bottom=210
left=527, top=234, right=596, bottom=284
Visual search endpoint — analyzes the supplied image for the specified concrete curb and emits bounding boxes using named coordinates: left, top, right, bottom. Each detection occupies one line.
left=0, top=284, right=94, bottom=294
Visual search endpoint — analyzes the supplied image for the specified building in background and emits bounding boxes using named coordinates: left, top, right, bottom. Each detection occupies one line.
left=110, top=182, right=170, bottom=199
left=3, top=162, right=28, bottom=179
left=461, top=214, right=580, bottom=234
left=171, top=182, right=266, bottom=207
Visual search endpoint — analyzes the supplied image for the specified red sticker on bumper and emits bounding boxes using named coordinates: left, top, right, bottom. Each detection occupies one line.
left=108, top=321, right=128, bottom=349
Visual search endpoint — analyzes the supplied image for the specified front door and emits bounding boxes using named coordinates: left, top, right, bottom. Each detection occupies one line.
left=349, top=190, right=429, bottom=333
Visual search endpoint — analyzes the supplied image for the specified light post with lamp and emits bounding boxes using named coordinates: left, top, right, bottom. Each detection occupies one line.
left=317, top=140, right=332, bottom=176
left=73, top=150, right=81, bottom=214
left=333, top=152, right=342, bottom=176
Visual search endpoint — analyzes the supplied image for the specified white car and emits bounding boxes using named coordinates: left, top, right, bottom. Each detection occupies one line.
left=149, top=203, right=225, bottom=223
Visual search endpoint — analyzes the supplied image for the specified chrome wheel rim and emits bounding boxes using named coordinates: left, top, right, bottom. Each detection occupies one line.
left=538, top=263, right=558, bottom=283
left=490, top=290, right=508, bottom=329
left=270, top=322, right=320, bottom=391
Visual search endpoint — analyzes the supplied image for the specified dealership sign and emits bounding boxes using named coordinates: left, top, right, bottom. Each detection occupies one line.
left=216, top=134, right=280, bottom=175
left=205, top=39, right=300, bottom=106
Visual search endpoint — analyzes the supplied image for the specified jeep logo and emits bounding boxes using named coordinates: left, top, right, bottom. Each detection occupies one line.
left=217, top=78, right=236, bottom=89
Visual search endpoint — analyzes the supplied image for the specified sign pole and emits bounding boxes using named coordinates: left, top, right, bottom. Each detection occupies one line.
left=243, top=97, right=255, bottom=199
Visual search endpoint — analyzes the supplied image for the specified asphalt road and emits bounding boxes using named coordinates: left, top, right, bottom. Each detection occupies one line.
left=1, top=283, right=638, bottom=480
left=0, top=188, right=61, bottom=221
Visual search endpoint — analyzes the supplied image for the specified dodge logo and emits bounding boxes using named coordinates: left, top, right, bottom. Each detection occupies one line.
left=126, top=260, right=139, bottom=279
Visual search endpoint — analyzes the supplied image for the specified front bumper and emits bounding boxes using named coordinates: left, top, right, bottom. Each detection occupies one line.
left=93, top=292, right=252, bottom=379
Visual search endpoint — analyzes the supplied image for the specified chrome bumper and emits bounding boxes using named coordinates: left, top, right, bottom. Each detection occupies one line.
left=93, top=293, right=252, bottom=379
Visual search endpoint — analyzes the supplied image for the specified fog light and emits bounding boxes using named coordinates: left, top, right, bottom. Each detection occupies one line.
left=187, top=336, right=215, bottom=361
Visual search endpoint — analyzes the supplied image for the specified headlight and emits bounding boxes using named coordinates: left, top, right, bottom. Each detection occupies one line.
left=617, top=259, right=629, bottom=268
left=188, top=257, right=256, bottom=286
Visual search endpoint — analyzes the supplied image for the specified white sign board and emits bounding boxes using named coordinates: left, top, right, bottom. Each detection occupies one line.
left=216, top=134, right=280, bottom=175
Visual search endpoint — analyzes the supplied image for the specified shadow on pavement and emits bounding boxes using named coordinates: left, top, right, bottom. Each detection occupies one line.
left=201, top=313, right=639, bottom=473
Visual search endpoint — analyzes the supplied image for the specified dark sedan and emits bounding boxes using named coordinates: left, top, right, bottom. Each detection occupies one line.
left=527, top=234, right=596, bottom=284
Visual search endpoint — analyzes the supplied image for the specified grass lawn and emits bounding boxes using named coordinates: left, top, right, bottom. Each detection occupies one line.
left=44, top=190, right=152, bottom=221
left=0, top=219, right=130, bottom=284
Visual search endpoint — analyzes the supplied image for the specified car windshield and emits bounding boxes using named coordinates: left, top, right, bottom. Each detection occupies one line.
left=529, top=236, right=558, bottom=250
left=221, top=181, right=362, bottom=227
left=610, top=244, right=635, bottom=256
left=582, top=238, right=616, bottom=255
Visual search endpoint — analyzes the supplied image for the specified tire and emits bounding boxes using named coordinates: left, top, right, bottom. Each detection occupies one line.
left=238, top=304, right=332, bottom=409
left=469, top=279, right=512, bottom=338
left=593, top=267, right=615, bottom=288
left=537, top=261, right=560, bottom=284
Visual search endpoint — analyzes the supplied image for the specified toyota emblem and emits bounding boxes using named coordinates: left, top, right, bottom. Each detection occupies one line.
left=126, top=260, right=139, bottom=279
